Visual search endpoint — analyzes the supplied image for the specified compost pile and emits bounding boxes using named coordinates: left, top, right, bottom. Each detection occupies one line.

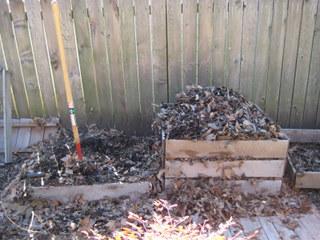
left=289, top=143, right=320, bottom=172
left=153, top=85, right=282, bottom=140
left=24, top=125, right=161, bottom=186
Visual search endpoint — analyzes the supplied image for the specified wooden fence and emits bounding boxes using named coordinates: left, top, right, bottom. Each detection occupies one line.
left=0, top=0, right=320, bottom=134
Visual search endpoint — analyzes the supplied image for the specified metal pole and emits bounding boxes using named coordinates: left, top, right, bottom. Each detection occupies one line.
left=2, top=67, right=12, bottom=163
left=51, top=0, right=83, bottom=160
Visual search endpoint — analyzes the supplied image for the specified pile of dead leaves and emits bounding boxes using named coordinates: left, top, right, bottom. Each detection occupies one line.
left=153, top=85, right=282, bottom=140
left=23, top=125, right=161, bottom=186
left=288, top=143, right=320, bottom=172
left=166, top=179, right=311, bottom=226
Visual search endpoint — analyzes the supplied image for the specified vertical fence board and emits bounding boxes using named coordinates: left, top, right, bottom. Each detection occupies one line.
left=290, top=0, right=318, bottom=128
left=252, top=0, right=273, bottom=110
left=72, top=0, right=100, bottom=124
left=226, top=0, right=243, bottom=91
left=304, top=0, right=320, bottom=128
left=57, top=0, right=87, bottom=125
left=278, top=0, right=303, bottom=126
left=135, top=0, right=154, bottom=128
left=239, top=0, right=258, bottom=100
left=87, top=0, right=113, bottom=127
left=40, top=0, right=68, bottom=124
left=25, top=0, right=57, bottom=117
left=119, top=0, right=142, bottom=133
left=0, top=1, right=29, bottom=117
left=182, top=0, right=197, bottom=87
left=167, top=0, right=182, bottom=101
left=0, top=37, right=5, bottom=116
left=198, top=0, right=214, bottom=86
left=151, top=0, right=167, bottom=104
left=265, top=0, right=288, bottom=120
left=104, top=0, right=127, bottom=129
left=212, top=0, right=228, bottom=87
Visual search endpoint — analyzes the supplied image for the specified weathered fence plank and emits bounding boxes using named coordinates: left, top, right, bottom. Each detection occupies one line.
left=57, top=0, right=86, bottom=125
left=10, top=0, right=44, bottom=117
left=72, top=0, right=100, bottom=124
left=104, top=0, right=127, bottom=129
left=87, top=0, right=113, bottom=127
left=239, top=0, right=258, bottom=100
left=167, top=0, right=182, bottom=101
left=265, top=0, right=288, bottom=120
left=0, top=1, right=29, bottom=117
left=40, top=0, right=68, bottom=123
left=304, top=0, right=320, bottom=128
left=252, top=0, right=273, bottom=110
left=0, top=36, right=5, bottom=117
left=135, top=0, right=154, bottom=129
left=198, top=0, right=214, bottom=86
left=151, top=0, right=167, bottom=104
left=212, top=0, right=228, bottom=87
left=119, top=0, right=142, bottom=133
left=290, top=0, right=318, bottom=128
left=182, top=0, right=197, bottom=87
left=277, top=0, right=303, bottom=126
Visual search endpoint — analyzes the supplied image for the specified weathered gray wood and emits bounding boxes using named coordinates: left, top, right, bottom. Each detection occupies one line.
left=304, top=1, right=320, bottom=128
left=239, top=217, right=268, bottom=240
left=87, top=0, right=113, bottom=127
left=290, top=0, right=318, bottom=128
left=167, top=0, right=182, bottom=101
left=252, top=0, right=273, bottom=110
left=0, top=36, right=5, bottom=117
left=10, top=0, right=44, bottom=117
left=135, top=0, right=154, bottom=130
left=3, top=69, right=12, bottom=162
left=278, top=0, right=304, bottom=126
left=282, top=128, right=320, bottom=143
left=0, top=1, right=29, bottom=117
left=151, top=0, right=167, bottom=104
left=15, top=127, right=31, bottom=151
left=31, top=181, right=150, bottom=203
left=212, top=0, right=228, bottom=87
left=258, top=217, right=280, bottom=240
left=29, top=126, right=44, bottom=146
left=165, top=139, right=289, bottom=160
left=295, top=215, right=318, bottom=240
left=72, top=0, right=100, bottom=124
left=119, top=0, right=142, bottom=134
left=239, top=0, right=258, bottom=100
left=166, top=159, right=286, bottom=178
left=182, top=0, right=197, bottom=87
left=104, top=0, right=127, bottom=129
left=298, top=214, right=320, bottom=239
left=40, top=0, right=68, bottom=124
left=226, top=0, right=243, bottom=91
left=24, top=0, right=58, bottom=117
left=265, top=0, right=288, bottom=120
left=57, top=0, right=87, bottom=125
left=296, top=172, right=320, bottom=189
left=198, top=0, right=214, bottom=86
left=270, top=217, right=299, bottom=240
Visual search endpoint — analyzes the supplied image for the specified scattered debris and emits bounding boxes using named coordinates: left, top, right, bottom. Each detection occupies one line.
left=23, top=125, right=161, bottom=186
left=153, top=85, right=282, bottom=140
left=289, top=143, right=320, bottom=172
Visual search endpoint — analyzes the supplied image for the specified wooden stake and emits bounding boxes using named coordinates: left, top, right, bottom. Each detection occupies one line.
left=51, top=0, right=83, bottom=160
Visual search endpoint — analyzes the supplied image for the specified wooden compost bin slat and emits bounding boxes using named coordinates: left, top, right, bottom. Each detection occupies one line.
left=165, top=139, right=289, bottom=160
left=166, top=159, right=286, bottom=178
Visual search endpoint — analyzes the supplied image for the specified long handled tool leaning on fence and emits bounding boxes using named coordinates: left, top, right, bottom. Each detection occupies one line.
left=51, top=0, right=83, bottom=160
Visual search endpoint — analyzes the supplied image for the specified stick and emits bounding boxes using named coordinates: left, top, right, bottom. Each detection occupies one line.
left=51, top=0, right=83, bottom=160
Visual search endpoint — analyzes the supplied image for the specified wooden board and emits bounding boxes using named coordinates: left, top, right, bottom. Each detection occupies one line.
left=0, top=117, right=59, bottom=127
left=239, top=0, right=258, bottom=100
left=290, top=0, right=318, bottom=128
left=31, top=181, right=150, bottom=203
left=29, top=126, right=44, bottom=146
left=87, top=0, right=113, bottom=127
left=298, top=214, right=320, bottom=239
left=15, top=127, right=31, bottom=151
left=239, top=217, right=268, bottom=240
left=3, top=70, right=12, bottom=162
left=72, top=0, right=100, bottom=124
left=212, top=0, right=227, bottom=87
left=282, top=128, right=320, bottom=143
left=165, top=139, right=289, bottom=160
left=198, top=0, right=214, bottom=86
left=258, top=217, right=281, bottom=240
left=277, top=0, right=304, bottom=126
left=265, top=0, right=288, bottom=119
left=24, top=0, right=58, bottom=117
left=166, top=159, right=286, bottom=178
